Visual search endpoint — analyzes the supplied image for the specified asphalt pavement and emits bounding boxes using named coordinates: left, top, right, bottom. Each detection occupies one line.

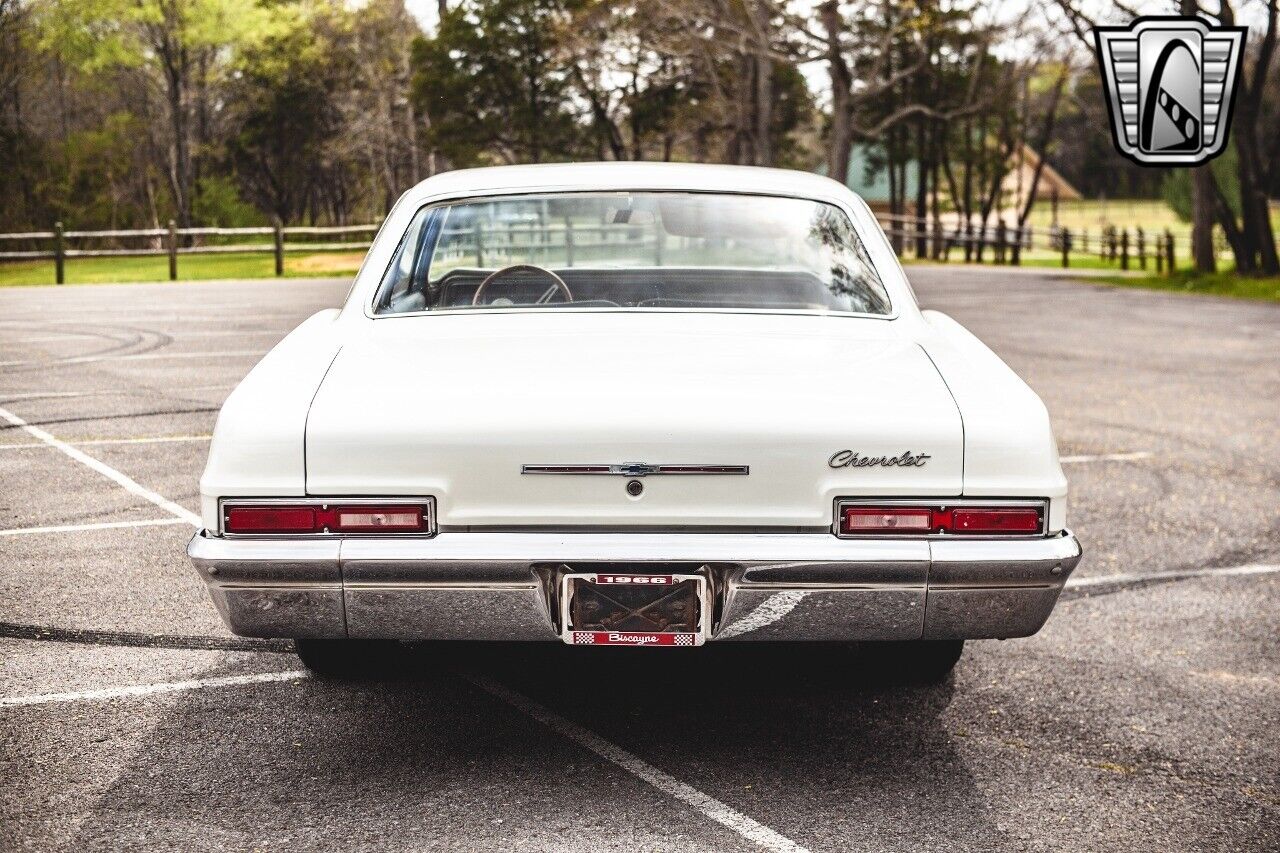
left=1, top=269, right=1277, bottom=852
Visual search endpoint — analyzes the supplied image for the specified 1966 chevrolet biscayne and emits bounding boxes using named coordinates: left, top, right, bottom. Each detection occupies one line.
left=189, top=162, right=1081, bottom=679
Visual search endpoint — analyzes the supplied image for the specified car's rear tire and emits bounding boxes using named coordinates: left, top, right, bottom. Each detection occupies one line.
left=861, top=639, right=964, bottom=684
left=293, top=638, right=400, bottom=679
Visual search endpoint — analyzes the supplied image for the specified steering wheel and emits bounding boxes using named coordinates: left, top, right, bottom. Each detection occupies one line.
left=472, top=264, right=573, bottom=306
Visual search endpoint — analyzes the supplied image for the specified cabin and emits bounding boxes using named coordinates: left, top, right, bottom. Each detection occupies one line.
left=833, top=143, right=1081, bottom=214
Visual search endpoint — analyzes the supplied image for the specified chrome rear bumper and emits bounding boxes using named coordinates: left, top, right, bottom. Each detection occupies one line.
left=187, top=531, right=1082, bottom=642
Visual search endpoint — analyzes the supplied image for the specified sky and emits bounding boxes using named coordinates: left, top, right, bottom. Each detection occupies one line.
left=404, top=0, right=439, bottom=31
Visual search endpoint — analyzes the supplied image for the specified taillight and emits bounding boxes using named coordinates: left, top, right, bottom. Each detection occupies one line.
left=331, top=507, right=424, bottom=532
left=226, top=506, right=318, bottom=533
left=947, top=508, right=1041, bottom=533
left=224, top=503, right=430, bottom=535
left=838, top=504, right=1043, bottom=536
left=841, top=507, right=933, bottom=533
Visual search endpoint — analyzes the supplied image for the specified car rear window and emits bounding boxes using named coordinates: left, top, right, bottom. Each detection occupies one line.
left=373, top=191, right=890, bottom=316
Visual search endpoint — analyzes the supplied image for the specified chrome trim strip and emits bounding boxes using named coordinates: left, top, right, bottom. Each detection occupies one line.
left=217, top=580, right=344, bottom=590
left=737, top=582, right=925, bottom=591
left=833, top=497, right=1050, bottom=539
left=521, top=464, right=749, bottom=476
left=343, top=581, right=541, bottom=591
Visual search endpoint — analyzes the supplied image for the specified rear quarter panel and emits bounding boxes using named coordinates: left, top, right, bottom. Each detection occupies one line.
left=198, top=309, right=343, bottom=530
left=918, top=309, right=1069, bottom=532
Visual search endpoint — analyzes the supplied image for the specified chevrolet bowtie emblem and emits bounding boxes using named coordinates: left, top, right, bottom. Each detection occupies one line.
left=1094, top=16, right=1246, bottom=166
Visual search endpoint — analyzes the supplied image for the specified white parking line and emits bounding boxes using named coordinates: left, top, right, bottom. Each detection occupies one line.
left=0, top=670, right=309, bottom=709
left=0, top=434, right=211, bottom=450
left=1060, top=451, right=1152, bottom=464
left=0, top=405, right=201, bottom=527
left=466, top=673, right=810, bottom=853
left=0, top=518, right=190, bottom=537
left=1067, top=563, right=1280, bottom=588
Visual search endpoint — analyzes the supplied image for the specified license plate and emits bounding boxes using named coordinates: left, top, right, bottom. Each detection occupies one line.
left=559, top=572, right=709, bottom=647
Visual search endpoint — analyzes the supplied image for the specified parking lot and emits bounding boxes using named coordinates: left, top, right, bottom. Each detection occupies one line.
left=1, top=268, right=1277, bottom=852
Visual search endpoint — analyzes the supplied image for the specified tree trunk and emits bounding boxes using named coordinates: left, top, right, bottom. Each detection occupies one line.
left=820, top=2, right=852, bottom=184
left=1017, top=65, right=1069, bottom=228
left=1181, top=0, right=1216, bottom=272
left=754, top=54, right=773, bottom=167
left=1190, top=167, right=1217, bottom=272
left=402, top=44, right=420, bottom=186
left=914, top=118, right=928, bottom=259
left=1232, top=105, right=1280, bottom=274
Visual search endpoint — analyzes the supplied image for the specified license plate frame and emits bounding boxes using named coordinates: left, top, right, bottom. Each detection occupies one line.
left=559, top=571, right=710, bottom=647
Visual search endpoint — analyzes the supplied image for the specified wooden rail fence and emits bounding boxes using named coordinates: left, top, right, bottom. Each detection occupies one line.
left=0, top=220, right=379, bottom=284
left=0, top=214, right=1184, bottom=284
left=876, top=213, right=1182, bottom=274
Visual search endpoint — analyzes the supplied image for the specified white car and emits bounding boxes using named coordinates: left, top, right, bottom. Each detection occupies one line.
left=189, top=163, right=1081, bottom=680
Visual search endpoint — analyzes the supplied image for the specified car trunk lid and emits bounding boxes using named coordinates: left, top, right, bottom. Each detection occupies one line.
left=304, top=313, right=962, bottom=529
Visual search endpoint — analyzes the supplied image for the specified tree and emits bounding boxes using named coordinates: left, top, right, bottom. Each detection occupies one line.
left=412, top=0, right=584, bottom=166
left=224, top=5, right=349, bottom=225
left=34, top=0, right=274, bottom=228
left=1213, top=0, right=1279, bottom=274
left=1052, top=0, right=1279, bottom=275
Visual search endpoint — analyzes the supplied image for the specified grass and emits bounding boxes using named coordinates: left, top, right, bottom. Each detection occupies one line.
left=0, top=251, right=364, bottom=286
left=1091, top=270, right=1280, bottom=302
left=904, top=253, right=1148, bottom=271
left=1022, top=199, right=1280, bottom=243
left=1023, top=199, right=1186, bottom=234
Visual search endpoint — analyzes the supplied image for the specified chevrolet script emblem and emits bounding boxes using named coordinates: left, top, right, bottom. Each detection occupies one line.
left=1094, top=16, right=1245, bottom=166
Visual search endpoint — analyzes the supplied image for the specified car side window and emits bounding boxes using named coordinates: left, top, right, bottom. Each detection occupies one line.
left=377, top=209, right=437, bottom=313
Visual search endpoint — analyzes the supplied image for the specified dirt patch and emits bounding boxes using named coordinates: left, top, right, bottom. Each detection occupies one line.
left=288, top=252, right=365, bottom=274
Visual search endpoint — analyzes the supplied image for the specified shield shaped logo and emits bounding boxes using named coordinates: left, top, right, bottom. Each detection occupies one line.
left=1094, top=17, right=1246, bottom=166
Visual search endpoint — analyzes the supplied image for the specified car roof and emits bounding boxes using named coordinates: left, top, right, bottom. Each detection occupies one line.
left=341, top=161, right=913, bottom=321
left=401, top=162, right=859, bottom=206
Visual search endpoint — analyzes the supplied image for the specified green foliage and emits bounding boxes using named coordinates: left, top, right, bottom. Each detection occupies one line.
left=34, top=0, right=276, bottom=71
left=1094, top=270, right=1280, bottom=302
left=45, top=112, right=168, bottom=229
left=225, top=6, right=349, bottom=222
left=770, top=63, right=815, bottom=169
left=1162, top=145, right=1241, bottom=223
left=193, top=176, right=264, bottom=227
left=413, top=0, right=585, bottom=166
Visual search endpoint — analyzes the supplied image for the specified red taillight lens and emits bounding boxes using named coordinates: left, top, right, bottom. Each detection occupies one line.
left=838, top=504, right=1044, bottom=536
left=841, top=507, right=934, bottom=534
left=224, top=503, right=429, bottom=534
left=948, top=507, right=1041, bottom=534
left=225, top=506, right=319, bottom=534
